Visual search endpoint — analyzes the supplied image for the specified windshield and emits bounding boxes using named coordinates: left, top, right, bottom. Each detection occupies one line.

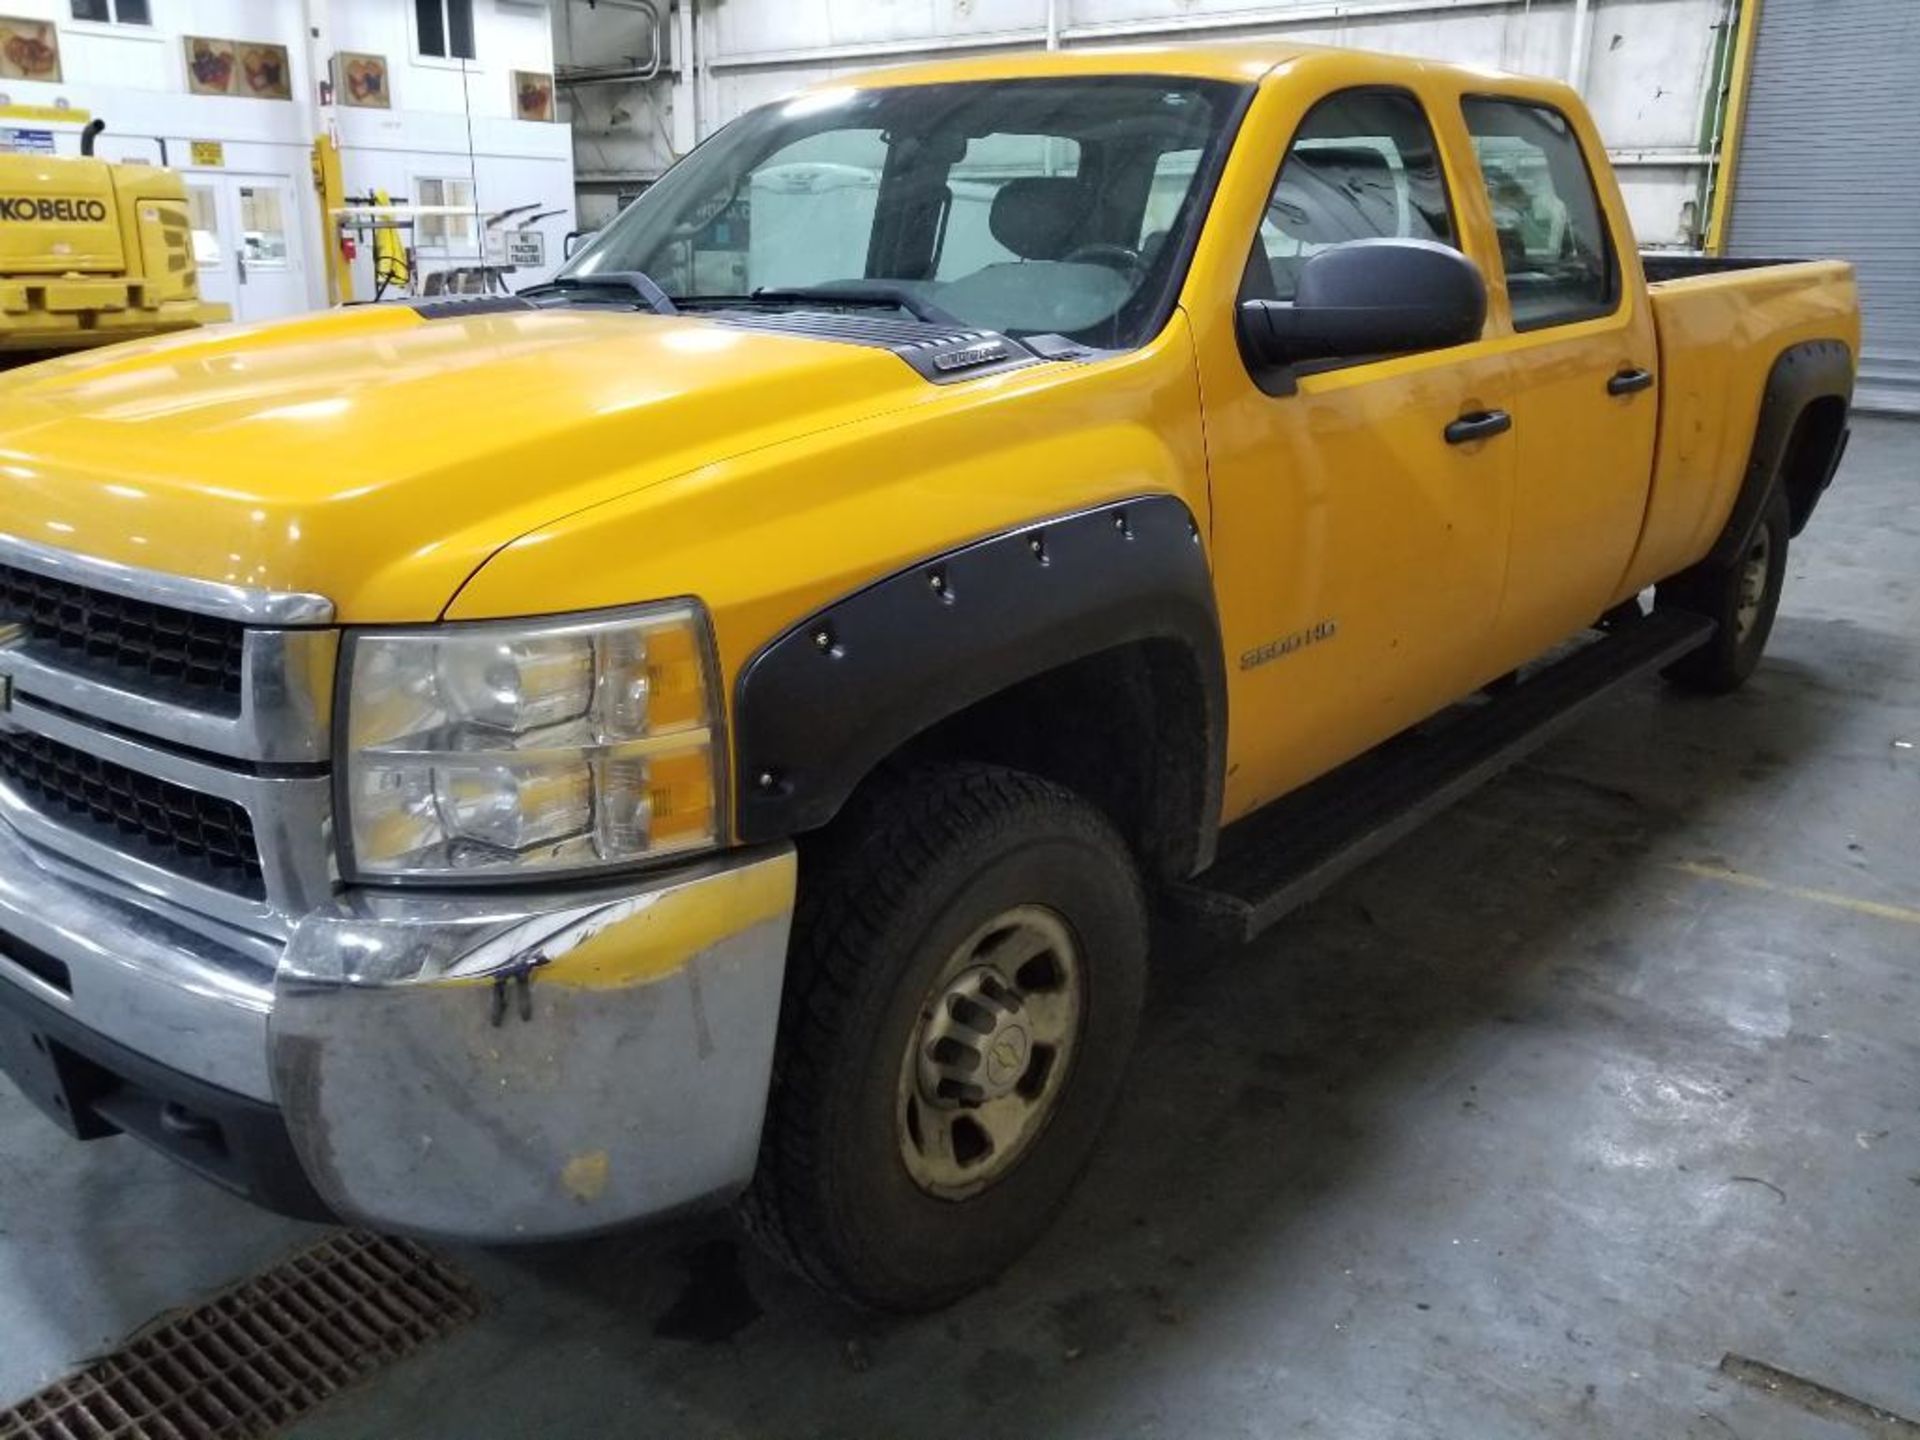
left=561, top=76, right=1248, bottom=349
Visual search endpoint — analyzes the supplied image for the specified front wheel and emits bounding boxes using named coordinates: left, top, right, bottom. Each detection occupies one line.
left=740, top=762, right=1147, bottom=1312
left=1658, top=483, right=1791, bottom=694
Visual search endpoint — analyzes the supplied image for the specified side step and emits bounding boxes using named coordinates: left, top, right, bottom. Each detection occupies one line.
left=1168, top=609, right=1715, bottom=942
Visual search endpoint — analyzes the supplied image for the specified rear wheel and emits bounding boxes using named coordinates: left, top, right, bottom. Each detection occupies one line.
left=1658, top=484, right=1791, bottom=694
left=741, top=762, right=1147, bottom=1312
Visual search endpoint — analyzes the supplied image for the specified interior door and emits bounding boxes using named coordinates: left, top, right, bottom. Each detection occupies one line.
left=225, top=175, right=309, bottom=322
left=1197, top=86, right=1518, bottom=820
left=1459, top=97, right=1660, bottom=664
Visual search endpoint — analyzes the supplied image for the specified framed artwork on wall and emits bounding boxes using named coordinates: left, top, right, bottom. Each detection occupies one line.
left=0, top=17, right=61, bottom=82
left=339, top=51, right=390, bottom=109
left=186, top=36, right=292, bottom=100
left=512, top=70, right=553, bottom=123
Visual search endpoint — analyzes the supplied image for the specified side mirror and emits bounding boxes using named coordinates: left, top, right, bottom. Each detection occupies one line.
left=1238, top=238, right=1486, bottom=376
left=563, top=228, right=596, bottom=259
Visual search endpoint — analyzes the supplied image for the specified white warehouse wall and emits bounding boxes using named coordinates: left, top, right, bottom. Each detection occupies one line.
left=329, top=0, right=574, bottom=298
left=556, top=0, right=1736, bottom=248
left=0, top=0, right=574, bottom=313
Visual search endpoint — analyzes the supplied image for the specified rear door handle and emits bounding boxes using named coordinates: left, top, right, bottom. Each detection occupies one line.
left=1444, top=409, right=1512, bottom=445
left=1608, top=366, right=1654, bottom=396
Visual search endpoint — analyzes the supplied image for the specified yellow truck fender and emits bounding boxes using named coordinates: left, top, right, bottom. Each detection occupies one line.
left=731, top=494, right=1226, bottom=878
left=1700, top=338, right=1853, bottom=572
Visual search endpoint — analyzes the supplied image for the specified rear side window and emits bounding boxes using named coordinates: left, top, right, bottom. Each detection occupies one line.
left=1245, top=88, right=1455, bottom=302
left=1461, top=98, right=1617, bottom=329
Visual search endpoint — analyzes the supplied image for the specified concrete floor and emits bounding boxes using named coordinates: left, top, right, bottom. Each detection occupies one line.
left=3, top=417, right=1917, bottom=1439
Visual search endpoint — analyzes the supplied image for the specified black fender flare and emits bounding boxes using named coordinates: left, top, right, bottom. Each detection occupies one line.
left=1704, top=338, right=1853, bottom=568
left=731, top=494, right=1226, bottom=856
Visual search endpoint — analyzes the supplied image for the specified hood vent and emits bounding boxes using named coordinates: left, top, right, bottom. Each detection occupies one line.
left=710, top=309, right=1037, bottom=385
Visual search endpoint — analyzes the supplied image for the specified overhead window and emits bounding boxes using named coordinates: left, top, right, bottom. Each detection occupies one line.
left=1245, top=87, right=1456, bottom=303
left=415, top=0, right=476, bottom=61
left=71, top=0, right=151, bottom=22
left=1461, top=98, right=1617, bottom=330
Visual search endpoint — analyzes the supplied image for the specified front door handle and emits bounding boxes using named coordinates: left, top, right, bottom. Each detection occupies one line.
left=1444, top=409, right=1512, bottom=445
left=1608, top=366, right=1654, bottom=396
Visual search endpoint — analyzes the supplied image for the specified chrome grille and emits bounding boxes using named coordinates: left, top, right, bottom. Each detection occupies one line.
left=0, top=560, right=246, bottom=711
left=0, top=534, right=337, bottom=935
left=0, top=727, right=265, bottom=898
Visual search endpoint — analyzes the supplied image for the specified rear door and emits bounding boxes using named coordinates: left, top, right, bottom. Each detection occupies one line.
left=1459, top=97, right=1659, bottom=664
left=1197, top=83, right=1518, bottom=814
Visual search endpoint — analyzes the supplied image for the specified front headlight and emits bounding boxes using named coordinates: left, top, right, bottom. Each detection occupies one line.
left=340, top=602, right=722, bottom=881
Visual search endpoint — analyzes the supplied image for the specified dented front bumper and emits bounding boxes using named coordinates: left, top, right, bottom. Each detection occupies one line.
left=0, top=822, right=797, bottom=1239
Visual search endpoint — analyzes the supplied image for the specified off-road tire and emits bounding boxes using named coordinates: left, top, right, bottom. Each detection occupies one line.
left=1658, top=483, right=1791, bottom=695
left=739, top=762, right=1148, bottom=1312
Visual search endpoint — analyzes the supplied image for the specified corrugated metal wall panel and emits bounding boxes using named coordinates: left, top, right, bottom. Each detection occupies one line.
left=1726, top=0, right=1920, bottom=414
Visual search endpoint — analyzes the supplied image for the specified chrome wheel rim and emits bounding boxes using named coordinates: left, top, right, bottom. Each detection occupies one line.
left=1735, top=525, right=1772, bottom=642
left=897, top=905, right=1084, bottom=1200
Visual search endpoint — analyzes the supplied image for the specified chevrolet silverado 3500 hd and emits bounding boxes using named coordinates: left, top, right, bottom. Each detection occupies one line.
left=0, top=44, right=1856, bottom=1311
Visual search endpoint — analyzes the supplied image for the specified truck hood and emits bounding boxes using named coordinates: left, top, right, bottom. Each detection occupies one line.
left=0, top=303, right=935, bottom=619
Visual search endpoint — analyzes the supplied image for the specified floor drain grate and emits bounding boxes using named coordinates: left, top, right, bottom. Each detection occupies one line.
left=0, top=1231, right=480, bottom=1440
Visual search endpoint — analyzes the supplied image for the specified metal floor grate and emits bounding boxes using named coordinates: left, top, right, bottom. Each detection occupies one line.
left=0, top=1233, right=479, bottom=1439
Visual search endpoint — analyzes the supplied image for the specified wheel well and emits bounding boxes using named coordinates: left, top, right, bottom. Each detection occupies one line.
left=871, top=639, right=1217, bottom=882
left=1778, top=395, right=1848, bottom=536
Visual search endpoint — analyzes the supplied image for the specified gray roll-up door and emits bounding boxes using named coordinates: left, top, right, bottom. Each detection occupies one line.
left=1726, top=0, right=1919, bottom=415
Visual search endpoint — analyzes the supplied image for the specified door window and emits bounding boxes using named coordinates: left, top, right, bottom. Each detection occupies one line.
left=1461, top=98, right=1616, bottom=330
left=186, top=183, right=221, bottom=266
left=236, top=185, right=289, bottom=270
left=1246, top=88, right=1455, bottom=302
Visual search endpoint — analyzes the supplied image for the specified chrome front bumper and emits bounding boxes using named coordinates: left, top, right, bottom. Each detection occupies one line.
left=0, top=818, right=798, bottom=1240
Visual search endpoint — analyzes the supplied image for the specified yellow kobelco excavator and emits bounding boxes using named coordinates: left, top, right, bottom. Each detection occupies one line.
left=0, top=118, right=226, bottom=363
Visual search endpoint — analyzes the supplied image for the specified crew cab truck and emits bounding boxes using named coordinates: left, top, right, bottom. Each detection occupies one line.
left=0, top=44, right=1855, bottom=1312
left=0, top=122, right=225, bottom=360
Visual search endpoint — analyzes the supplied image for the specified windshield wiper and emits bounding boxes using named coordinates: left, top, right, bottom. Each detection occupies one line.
left=693, top=282, right=964, bottom=327
left=518, top=271, right=678, bottom=316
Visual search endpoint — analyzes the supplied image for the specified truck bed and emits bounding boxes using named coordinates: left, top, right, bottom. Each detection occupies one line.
left=1613, top=254, right=1859, bottom=595
left=1639, top=252, right=1807, bottom=283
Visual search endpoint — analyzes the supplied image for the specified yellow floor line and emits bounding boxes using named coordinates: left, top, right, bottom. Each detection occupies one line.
left=1673, top=861, right=1920, bottom=928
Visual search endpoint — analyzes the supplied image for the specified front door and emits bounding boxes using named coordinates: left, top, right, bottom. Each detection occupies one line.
left=227, top=176, right=307, bottom=321
left=186, top=174, right=309, bottom=323
left=1195, top=85, right=1518, bottom=822
left=1459, top=97, right=1660, bottom=664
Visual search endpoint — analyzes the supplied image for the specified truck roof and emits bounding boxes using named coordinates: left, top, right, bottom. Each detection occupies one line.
left=811, top=40, right=1541, bottom=92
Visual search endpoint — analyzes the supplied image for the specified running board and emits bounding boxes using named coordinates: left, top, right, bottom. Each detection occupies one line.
left=1169, top=610, right=1715, bottom=943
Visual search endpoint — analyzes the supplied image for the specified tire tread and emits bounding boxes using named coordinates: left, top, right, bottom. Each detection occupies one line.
left=739, top=761, right=1138, bottom=1306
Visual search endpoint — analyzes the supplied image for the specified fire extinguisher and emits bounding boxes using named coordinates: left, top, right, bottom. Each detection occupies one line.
left=340, top=233, right=358, bottom=262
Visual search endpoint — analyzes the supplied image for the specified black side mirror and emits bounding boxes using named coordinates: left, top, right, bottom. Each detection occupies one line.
left=1238, top=237, right=1486, bottom=379
left=563, top=228, right=596, bottom=259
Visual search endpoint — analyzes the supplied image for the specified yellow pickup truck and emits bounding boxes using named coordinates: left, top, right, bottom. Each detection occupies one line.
left=0, top=43, right=1856, bottom=1310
